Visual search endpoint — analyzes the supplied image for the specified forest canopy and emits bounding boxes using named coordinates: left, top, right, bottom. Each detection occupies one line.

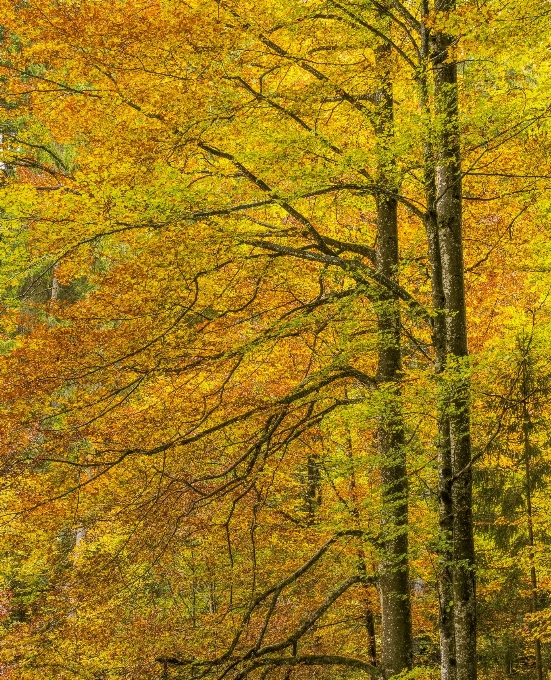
left=0, top=1, right=551, bottom=679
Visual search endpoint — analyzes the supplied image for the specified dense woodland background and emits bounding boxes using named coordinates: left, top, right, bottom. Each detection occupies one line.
left=1, top=1, right=551, bottom=678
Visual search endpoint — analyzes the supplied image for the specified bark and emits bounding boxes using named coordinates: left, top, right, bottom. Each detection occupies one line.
left=305, top=454, right=322, bottom=520
left=437, top=417, right=456, bottom=680
left=424, top=151, right=455, bottom=680
left=374, top=30, right=413, bottom=679
left=366, top=607, right=377, bottom=666
left=346, top=432, right=378, bottom=666
left=376, top=189, right=412, bottom=678
left=522, top=367, right=543, bottom=680
left=419, top=6, right=456, bottom=677
left=432, top=1, right=476, bottom=678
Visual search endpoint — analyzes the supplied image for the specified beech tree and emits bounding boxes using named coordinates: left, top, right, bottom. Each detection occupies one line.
left=1, top=1, right=551, bottom=679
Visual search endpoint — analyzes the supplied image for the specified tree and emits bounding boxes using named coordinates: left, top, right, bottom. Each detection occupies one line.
left=1, top=1, right=551, bottom=679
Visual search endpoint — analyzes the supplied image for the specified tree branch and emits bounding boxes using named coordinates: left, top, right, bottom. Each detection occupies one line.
left=240, top=654, right=380, bottom=677
left=328, top=0, right=418, bottom=68
left=243, top=238, right=432, bottom=325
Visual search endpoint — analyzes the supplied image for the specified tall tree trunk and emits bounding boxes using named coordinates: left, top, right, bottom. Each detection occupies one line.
left=436, top=414, right=455, bottom=679
left=376, top=193, right=412, bottom=678
left=424, top=128, right=456, bottom=680
left=345, top=431, right=378, bottom=666
left=374, top=31, right=413, bottom=679
left=432, top=2, right=476, bottom=678
left=522, top=363, right=543, bottom=680
left=419, top=8, right=456, bottom=678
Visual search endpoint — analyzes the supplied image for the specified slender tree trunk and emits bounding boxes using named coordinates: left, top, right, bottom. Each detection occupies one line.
left=305, top=454, right=322, bottom=521
left=427, top=166, right=456, bottom=679
left=419, top=10, right=456, bottom=677
left=432, top=2, right=476, bottom=678
left=346, top=432, right=378, bottom=666
left=376, top=196, right=412, bottom=678
left=522, top=371, right=543, bottom=680
left=374, top=31, right=412, bottom=679
left=437, top=415, right=455, bottom=680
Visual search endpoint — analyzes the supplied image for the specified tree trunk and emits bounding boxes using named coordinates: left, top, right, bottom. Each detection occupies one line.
left=305, top=454, right=322, bottom=521
left=522, top=365, right=543, bottom=680
left=346, top=432, right=378, bottom=666
left=374, top=31, right=413, bottom=679
left=432, top=2, right=476, bottom=678
left=419, top=9, right=456, bottom=677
